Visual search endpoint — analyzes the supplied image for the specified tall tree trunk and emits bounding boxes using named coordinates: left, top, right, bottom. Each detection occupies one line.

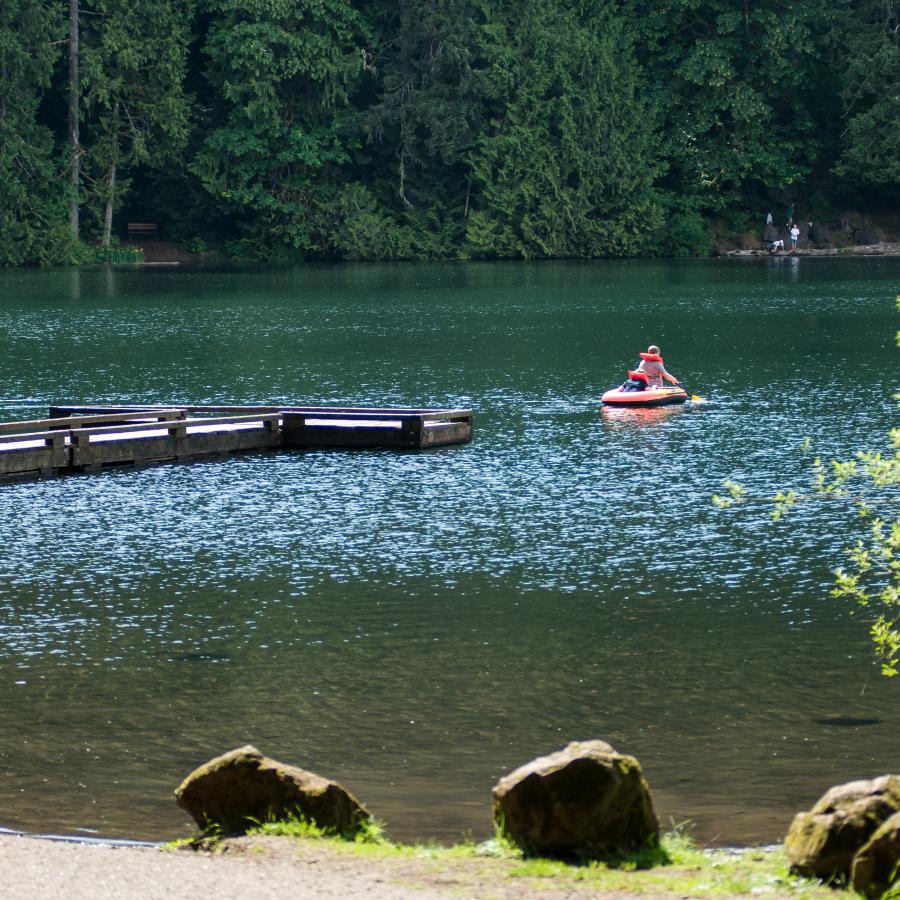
left=102, top=104, right=119, bottom=248
left=102, top=160, right=117, bottom=248
left=68, top=0, right=80, bottom=238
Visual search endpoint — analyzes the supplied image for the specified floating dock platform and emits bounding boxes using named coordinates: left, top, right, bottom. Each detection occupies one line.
left=0, top=404, right=472, bottom=481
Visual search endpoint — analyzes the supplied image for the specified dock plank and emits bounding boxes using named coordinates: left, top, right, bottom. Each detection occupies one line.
left=2, top=403, right=473, bottom=482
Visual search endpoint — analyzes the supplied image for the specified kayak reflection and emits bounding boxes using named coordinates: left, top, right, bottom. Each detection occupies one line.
left=599, top=403, right=689, bottom=427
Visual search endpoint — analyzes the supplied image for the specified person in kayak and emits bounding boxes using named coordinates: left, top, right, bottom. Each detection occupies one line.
left=636, top=345, right=680, bottom=388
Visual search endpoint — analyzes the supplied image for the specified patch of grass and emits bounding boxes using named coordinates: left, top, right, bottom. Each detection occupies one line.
left=170, top=820, right=840, bottom=899
left=161, top=836, right=202, bottom=851
left=247, top=812, right=387, bottom=846
left=476, top=830, right=834, bottom=898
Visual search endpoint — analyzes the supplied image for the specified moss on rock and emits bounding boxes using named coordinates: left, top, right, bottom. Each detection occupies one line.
left=492, top=739, right=659, bottom=859
left=785, top=774, right=900, bottom=881
left=851, top=810, right=900, bottom=899
left=175, top=744, right=370, bottom=837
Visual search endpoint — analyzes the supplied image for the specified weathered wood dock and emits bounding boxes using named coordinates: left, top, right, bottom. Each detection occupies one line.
left=0, top=404, right=472, bottom=481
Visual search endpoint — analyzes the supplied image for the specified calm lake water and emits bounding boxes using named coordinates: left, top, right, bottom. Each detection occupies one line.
left=0, top=258, right=897, bottom=846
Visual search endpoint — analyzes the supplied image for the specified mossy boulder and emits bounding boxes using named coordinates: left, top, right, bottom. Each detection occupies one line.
left=175, top=744, right=370, bottom=836
left=785, top=774, right=900, bottom=881
left=492, top=739, right=658, bottom=858
left=851, top=811, right=900, bottom=899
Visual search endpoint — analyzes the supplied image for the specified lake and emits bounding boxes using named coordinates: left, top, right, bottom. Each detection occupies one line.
left=0, top=258, right=897, bottom=845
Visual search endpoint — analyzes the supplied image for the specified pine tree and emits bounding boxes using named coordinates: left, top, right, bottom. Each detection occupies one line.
left=193, top=0, right=365, bottom=258
left=0, top=0, right=75, bottom=265
left=465, top=0, right=662, bottom=258
left=79, top=0, right=192, bottom=246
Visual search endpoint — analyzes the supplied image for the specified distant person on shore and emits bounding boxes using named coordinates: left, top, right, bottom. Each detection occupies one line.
left=767, top=238, right=785, bottom=253
left=766, top=212, right=773, bottom=225
left=790, top=224, right=800, bottom=251
left=636, top=345, right=680, bottom=388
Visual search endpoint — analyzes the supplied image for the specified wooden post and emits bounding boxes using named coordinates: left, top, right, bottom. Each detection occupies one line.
left=170, top=421, right=188, bottom=457
left=402, top=416, right=424, bottom=448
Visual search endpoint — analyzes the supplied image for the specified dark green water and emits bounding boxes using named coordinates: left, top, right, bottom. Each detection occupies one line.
left=0, top=258, right=897, bottom=845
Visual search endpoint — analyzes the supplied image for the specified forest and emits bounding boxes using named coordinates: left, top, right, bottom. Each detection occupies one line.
left=1, top=0, right=898, bottom=265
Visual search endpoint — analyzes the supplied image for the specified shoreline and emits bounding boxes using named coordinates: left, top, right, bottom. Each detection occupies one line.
left=0, top=829, right=837, bottom=900
left=34, top=239, right=900, bottom=269
left=724, top=241, right=900, bottom=258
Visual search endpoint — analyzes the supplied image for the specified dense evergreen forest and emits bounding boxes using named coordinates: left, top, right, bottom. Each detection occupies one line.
left=1, top=0, right=897, bottom=265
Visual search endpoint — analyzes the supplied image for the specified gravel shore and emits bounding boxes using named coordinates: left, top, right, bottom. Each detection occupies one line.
left=0, top=835, right=449, bottom=900
left=0, top=832, right=842, bottom=900
left=0, top=833, right=651, bottom=900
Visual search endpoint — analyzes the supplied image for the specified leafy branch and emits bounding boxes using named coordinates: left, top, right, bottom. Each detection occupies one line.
left=712, top=297, right=900, bottom=677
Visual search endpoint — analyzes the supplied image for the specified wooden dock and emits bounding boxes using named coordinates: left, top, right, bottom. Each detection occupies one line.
left=0, top=404, right=473, bottom=481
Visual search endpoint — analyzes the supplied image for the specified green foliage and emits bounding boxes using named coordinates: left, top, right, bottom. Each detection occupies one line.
left=465, top=0, right=662, bottom=259
left=713, top=297, right=900, bottom=678
left=78, top=0, right=192, bottom=242
left=711, top=480, right=748, bottom=509
left=247, top=809, right=386, bottom=844
left=325, top=183, right=415, bottom=260
left=654, top=202, right=713, bottom=257
left=193, top=0, right=365, bottom=257
left=771, top=490, right=799, bottom=522
left=626, top=0, right=834, bottom=212
left=830, top=0, right=900, bottom=190
left=0, top=0, right=898, bottom=263
left=829, top=425, right=900, bottom=677
left=362, top=0, right=489, bottom=213
left=0, top=0, right=76, bottom=265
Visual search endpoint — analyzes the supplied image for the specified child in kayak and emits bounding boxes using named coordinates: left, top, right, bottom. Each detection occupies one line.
left=635, top=345, right=680, bottom=389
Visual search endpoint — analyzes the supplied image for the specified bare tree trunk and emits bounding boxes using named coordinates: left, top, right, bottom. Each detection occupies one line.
left=102, top=160, right=117, bottom=248
left=102, top=104, right=119, bottom=248
left=68, top=0, right=80, bottom=238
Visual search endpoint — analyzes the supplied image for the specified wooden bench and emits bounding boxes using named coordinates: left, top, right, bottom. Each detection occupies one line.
left=127, top=222, right=158, bottom=239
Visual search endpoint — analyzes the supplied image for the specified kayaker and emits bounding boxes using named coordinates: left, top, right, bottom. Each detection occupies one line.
left=636, top=345, right=680, bottom=388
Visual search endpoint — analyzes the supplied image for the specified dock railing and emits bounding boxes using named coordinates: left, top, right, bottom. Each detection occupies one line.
left=1, top=403, right=473, bottom=480
left=50, top=404, right=474, bottom=450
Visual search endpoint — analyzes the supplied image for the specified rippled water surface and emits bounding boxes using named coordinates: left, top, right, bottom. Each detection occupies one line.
left=0, top=259, right=897, bottom=844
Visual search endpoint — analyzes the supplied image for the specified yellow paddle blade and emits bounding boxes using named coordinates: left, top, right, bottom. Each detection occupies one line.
left=691, top=394, right=706, bottom=403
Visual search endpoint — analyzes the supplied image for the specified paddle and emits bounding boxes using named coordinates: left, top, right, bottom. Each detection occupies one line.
left=672, top=382, right=707, bottom=403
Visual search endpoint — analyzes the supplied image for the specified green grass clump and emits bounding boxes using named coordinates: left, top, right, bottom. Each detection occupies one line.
left=247, top=812, right=387, bottom=846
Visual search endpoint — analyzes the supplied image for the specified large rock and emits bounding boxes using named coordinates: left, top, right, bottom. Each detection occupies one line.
left=851, top=811, right=900, bottom=899
left=492, top=740, right=658, bottom=858
left=175, top=745, right=370, bottom=836
left=809, top=222, right=830, bottom=246
left=785, top=775, right=900, bottom=881
left=858, top=225, right=881, bottom=245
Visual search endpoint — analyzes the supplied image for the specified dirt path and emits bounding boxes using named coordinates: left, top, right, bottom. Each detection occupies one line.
left=0, top=834, right=649, bottom=900
left=0, top=835, right=444, bottom=900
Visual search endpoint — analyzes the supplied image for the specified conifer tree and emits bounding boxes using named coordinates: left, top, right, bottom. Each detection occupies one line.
left=0, top=0, right=74, bottom=264
left=194, top=0, right=365, bottom=258
left=465, top=0, right=661, bottom=258
left=79, top=0, right=192, bottom=246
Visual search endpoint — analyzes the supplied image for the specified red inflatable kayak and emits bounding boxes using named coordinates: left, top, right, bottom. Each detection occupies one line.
left=601, top=385, right=689, bottom=407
